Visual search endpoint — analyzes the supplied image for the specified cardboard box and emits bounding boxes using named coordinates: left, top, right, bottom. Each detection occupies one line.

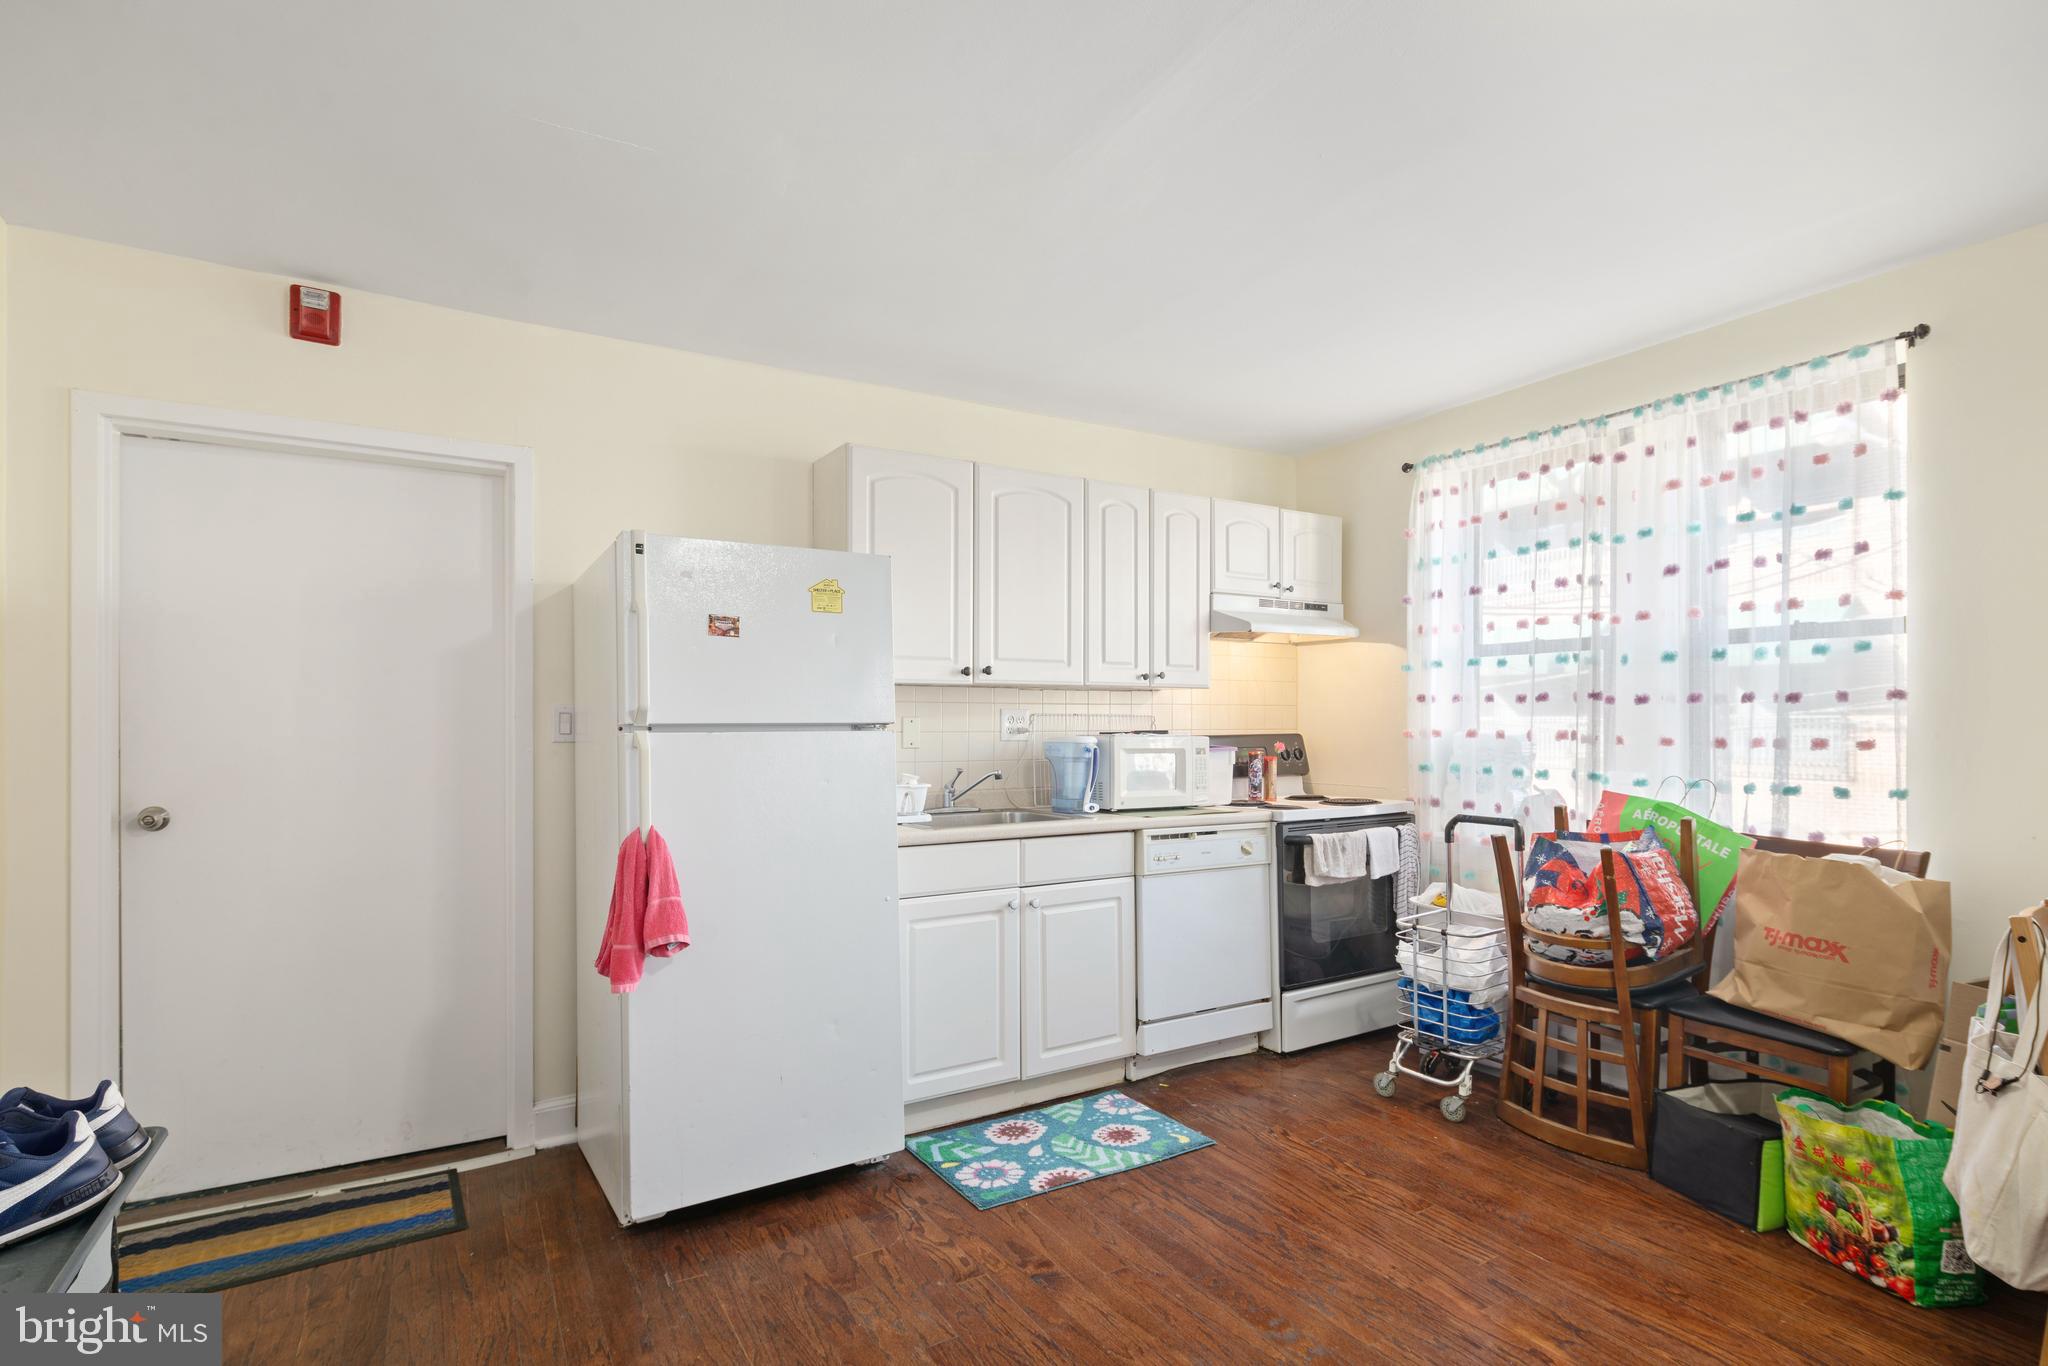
left=1942, top=978, right=1989, bottom=1045
left=1927, top=1040, right=1963, bottom=1129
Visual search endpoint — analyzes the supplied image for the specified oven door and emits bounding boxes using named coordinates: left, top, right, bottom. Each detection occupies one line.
left=1277, top=817, right=1406, bottom=991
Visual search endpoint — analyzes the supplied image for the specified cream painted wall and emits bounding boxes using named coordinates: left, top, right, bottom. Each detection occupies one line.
left=0, top=228, right=1298, bottom=1104
left=1296, top=219, right=2048, bottom=976
left=1296, top=641, right=1406, bottom=801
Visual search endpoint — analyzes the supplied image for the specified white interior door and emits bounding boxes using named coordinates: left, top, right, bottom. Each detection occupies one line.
left=1213, top=500, right=1282, bottom=595
left=118, top=434, right=510, bottom=1196
left=1084, top=481, right=1150, bottom=686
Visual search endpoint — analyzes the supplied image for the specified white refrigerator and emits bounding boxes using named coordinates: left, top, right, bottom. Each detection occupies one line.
left=573, top=532, right=901, bottom=1224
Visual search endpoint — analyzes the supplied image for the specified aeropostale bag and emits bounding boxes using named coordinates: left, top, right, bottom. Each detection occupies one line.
left=1711, top=848, right=1950, bottom=1070
left=1589, top=786, right=1753, bottom=929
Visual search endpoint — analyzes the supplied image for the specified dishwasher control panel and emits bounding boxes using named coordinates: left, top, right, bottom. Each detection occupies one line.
left=1139, top=827, right=1271, bottom=874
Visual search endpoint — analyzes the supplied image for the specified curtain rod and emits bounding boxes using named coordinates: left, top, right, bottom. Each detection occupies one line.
left=1398, top=323, right=1930, bottom=474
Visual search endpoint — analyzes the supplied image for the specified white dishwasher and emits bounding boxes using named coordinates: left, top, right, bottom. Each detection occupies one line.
left=1135, top=826, right=1274, bottom=1056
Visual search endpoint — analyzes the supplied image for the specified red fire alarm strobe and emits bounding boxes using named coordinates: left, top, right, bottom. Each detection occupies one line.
left=289, top=284, right=341, bottom=345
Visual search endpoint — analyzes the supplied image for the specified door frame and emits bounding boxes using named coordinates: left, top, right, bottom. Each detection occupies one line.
left=69, top=391, right=537, bottom=1150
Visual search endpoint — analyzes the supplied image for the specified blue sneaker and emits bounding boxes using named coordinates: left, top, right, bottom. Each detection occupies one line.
left=1, top=1081, right=151, bottom=1169
left=0, top=1112, right=121, bottom=1248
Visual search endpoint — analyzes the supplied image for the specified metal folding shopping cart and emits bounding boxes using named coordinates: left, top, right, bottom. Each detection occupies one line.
left=1373, top=814, right=1523, bottom=1122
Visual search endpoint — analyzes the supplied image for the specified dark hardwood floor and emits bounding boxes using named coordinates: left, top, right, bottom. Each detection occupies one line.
left=218, top=1036, right=2045, bottom=1363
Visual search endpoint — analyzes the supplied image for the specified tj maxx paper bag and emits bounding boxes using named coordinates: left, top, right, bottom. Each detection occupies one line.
left=1711, top=849, right=1951, bottom=1070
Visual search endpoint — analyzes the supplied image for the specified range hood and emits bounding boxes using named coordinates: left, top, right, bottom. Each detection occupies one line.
left=1208, top=592, right=1360, bottom=642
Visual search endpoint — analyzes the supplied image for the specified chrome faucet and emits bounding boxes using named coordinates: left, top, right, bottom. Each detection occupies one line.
left=939, top=768, right=1004, bottom=812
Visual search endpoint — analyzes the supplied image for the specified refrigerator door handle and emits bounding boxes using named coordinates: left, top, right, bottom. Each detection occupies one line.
left=633, top=730, right=654, bottom=834
left=630, top=538, right=651, bottom=727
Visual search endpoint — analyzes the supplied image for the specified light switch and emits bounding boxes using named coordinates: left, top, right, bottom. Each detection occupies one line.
left=553, top=705, right=576, bottom=742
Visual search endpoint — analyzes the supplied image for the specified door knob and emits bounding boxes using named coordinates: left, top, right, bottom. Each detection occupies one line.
left=137, top=806, right=171, bottom=832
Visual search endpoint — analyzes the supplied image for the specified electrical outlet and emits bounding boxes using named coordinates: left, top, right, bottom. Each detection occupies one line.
left=901, top=716, right=922, bottom=749
left=1000, top=709, right=1031, bottom=741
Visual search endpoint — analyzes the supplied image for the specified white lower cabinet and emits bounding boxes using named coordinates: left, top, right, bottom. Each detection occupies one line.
left=900, top=889, right=1020, bottom=1102
left=1021, top=877, right=1136, bottom=1079
left=898, top=860, right=1137, bottom=1102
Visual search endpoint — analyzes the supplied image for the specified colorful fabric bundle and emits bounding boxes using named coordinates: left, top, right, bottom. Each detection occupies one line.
left=1520, top=828, right=1698, bottom=965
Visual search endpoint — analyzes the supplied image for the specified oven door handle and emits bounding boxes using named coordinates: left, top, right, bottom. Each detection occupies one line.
left=1279, top=820, right=1411, bottom=847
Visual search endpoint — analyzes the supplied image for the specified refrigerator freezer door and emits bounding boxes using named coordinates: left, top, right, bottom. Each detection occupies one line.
left=622, top=728, right=901, bottom=1219
left=638, top=537, right=893, bottom=726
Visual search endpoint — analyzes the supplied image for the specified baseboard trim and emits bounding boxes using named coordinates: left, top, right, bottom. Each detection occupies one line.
left=903, top=1061, right=1129, bottom=1135
left=533, top=1095, right=577, bottom=1149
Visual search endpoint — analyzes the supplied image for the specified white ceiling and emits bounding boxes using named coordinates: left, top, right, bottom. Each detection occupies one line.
left=6, top=3, right=2048, bottom=452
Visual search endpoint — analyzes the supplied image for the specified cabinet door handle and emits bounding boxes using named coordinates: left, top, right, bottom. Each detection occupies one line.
left=1270, top=581, right=1281, bottom=589
left=980, top=665, right=993, bottom=675
left=1007, top=897, right=1019, bottom=911
left=1027, top=897, right=1041, bottom=910
left=959, top=665, right=971, bottom=677
left=1284, top=585, right=1295, bottom=593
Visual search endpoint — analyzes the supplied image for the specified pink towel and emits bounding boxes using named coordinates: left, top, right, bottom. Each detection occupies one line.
left=593, top=827, right=692, bottom=993
left=595, top=831, right=648, bottom=993
left=642, top=828, right=691, bottom=958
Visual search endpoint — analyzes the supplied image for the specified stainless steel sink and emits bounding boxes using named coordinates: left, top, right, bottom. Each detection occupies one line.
left=924, top=810, right=1071, bottom=827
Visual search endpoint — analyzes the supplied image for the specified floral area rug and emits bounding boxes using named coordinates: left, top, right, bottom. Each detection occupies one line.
left=905, top=1089, right=1215, bottom=1210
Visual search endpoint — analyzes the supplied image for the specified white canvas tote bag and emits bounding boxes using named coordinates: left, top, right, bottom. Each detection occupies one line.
left=1944, top=927, right=2048, bottom=1291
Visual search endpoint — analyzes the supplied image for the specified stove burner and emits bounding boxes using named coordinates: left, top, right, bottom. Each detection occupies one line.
left=1310, top=797, right=1374, bottom=806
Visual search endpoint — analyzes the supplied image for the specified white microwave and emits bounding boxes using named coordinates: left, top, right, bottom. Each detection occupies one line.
left=1094, top=732, right=1213, bottom=811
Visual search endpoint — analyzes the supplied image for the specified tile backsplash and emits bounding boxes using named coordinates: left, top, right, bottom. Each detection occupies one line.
left=892, top=639, right=1299, bottom=810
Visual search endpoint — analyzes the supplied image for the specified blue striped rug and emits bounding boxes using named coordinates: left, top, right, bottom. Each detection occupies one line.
left=116, top=1170, right=465, bottom=1292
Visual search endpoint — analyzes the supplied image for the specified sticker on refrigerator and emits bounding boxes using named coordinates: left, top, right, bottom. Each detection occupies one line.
left=707, top=614, right=740, bottom=638
left=808, top=578, right=845, bottom=614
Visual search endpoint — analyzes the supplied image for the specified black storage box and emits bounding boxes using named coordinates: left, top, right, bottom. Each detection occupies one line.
left=1650, top=1082, right=1786, bottom=1232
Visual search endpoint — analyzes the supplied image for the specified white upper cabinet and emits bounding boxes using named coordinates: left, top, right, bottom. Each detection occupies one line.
left=1149, top=491, right=1210, bottom=688
left=1212, top=499, right=1283, bottom=595
left=976, top=466, right=1085, bottom=686
left=1281, top=509, right=1343, bottom=602
left=815, top=445, right=974, bottom=685
left=819, top=444, right=1333, bottom=687
left=1021, top=877, right=1136, bottom=1079
left=1084, top=481, right=1150, bottom=687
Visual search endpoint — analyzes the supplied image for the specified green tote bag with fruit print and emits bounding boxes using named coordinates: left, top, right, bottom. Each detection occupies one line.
left=1776, top=1089, right=1985, bottom=1307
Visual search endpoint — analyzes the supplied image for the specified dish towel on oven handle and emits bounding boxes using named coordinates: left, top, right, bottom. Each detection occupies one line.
left=1303, top=825, right=1404, bottom=886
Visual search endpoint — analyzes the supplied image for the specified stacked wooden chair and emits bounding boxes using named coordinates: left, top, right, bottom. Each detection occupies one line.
left=1489, top=806, right=1707, bottom=1169
left=1491, top=808, right=1936, bottom=1167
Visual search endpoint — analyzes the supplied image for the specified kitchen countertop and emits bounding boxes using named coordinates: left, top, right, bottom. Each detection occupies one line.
left=897, top=806, right=1272, bottom=846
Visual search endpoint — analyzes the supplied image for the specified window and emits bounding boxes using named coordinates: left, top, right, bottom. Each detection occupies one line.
left=1405, top=341, right=1908, bottom=873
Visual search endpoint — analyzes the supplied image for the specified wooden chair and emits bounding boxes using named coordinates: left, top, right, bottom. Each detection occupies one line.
left=1521, top=805, right=1710, bottom=996
left=1491, top=824, right=1703, bottom=1169
left=1662, top=837, right=1932, bottom=1104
